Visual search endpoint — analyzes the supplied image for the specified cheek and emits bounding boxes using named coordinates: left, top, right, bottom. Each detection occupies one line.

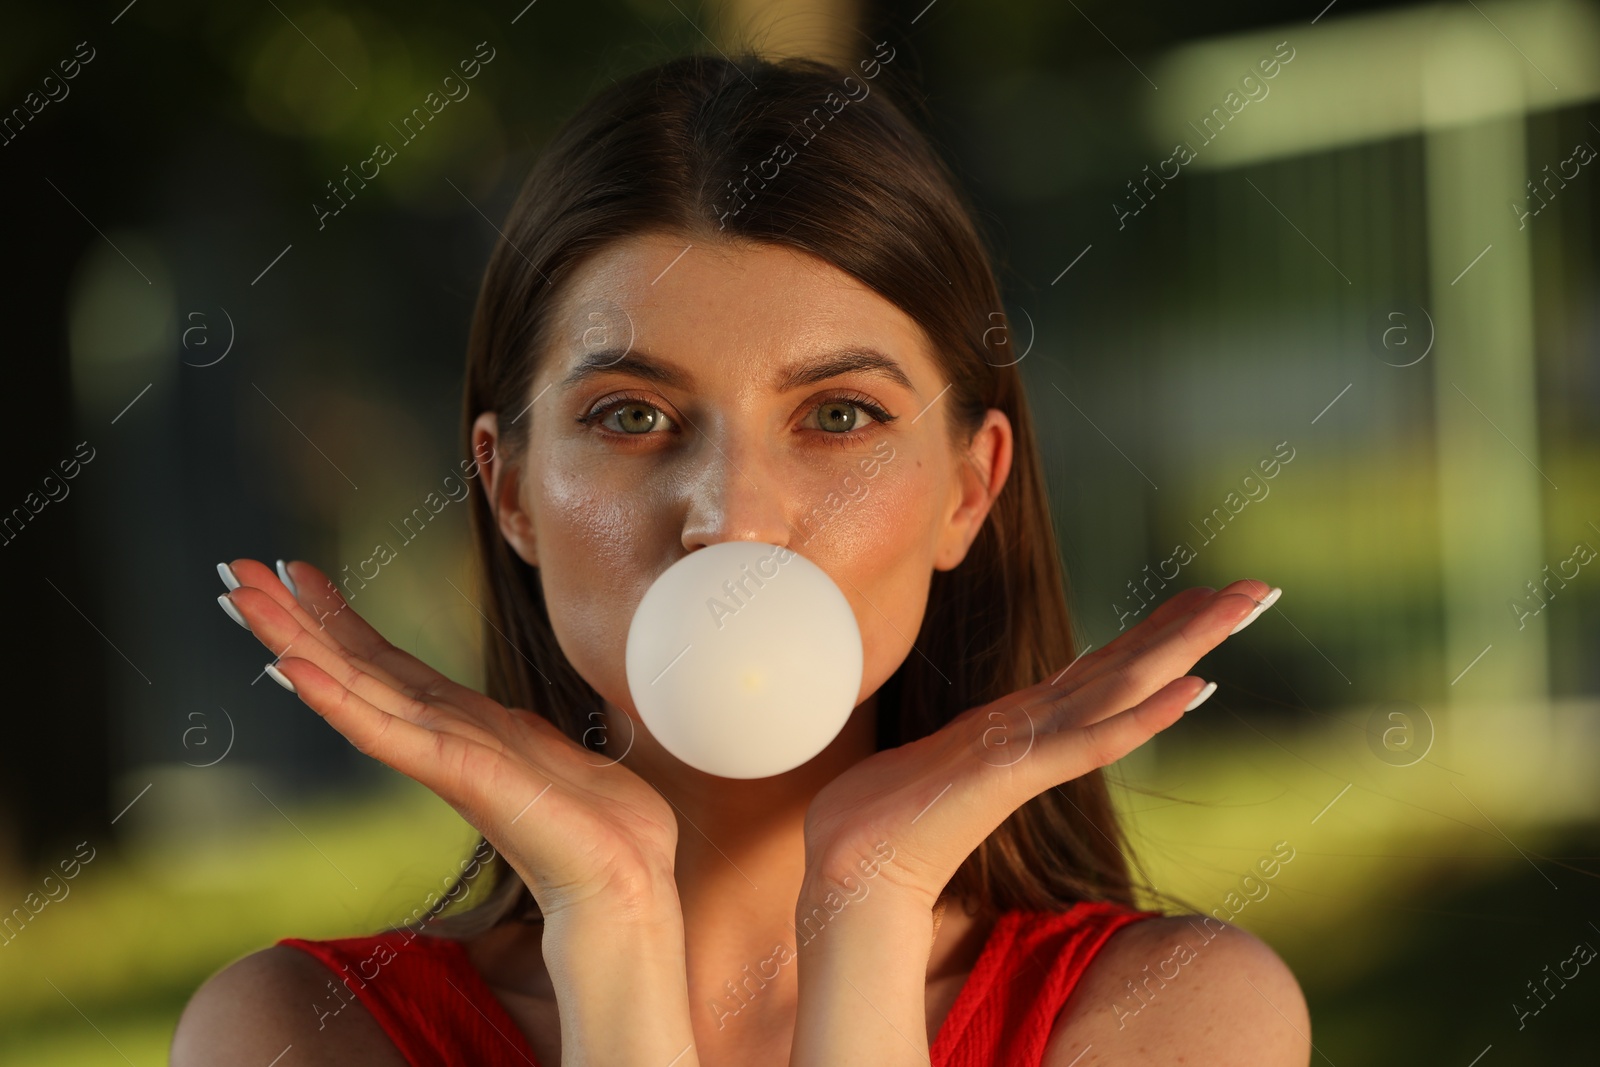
left=531, top=460, right=671, bottom=712
left=798, top=455, right=944, bottom=701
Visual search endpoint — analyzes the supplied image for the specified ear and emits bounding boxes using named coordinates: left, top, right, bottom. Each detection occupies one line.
left=471, top=411, right=539, bottom=568
left=933, top=408, right=1012, bottom=572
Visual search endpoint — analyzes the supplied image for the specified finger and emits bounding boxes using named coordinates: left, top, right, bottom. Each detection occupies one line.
left=228, top=583, right=470, bottom=734
left=260, top=558, right=389, bottom=660
left=1072, top=580, right=1270, bottom=688
left=276, top=558, right=497, bottom=713
left=1000, top=585, right=1220, bottom=716
left=1048, top=586, right=1217, bottom=686
left=1032, top=675, right=1211, bottom=786
left=1049, top=582, right=1265, bottom=729
left=227, top=557, right=459, bottom=708
left=268, top=655, right=479, bottom=798
left=1096, top=580, right=1268, bottom=680
left=223, top=558, right=407, bottom=686
left=226, top=557, right=392, bottom=663
left=268, top=656, right=595, bottom=892
left=227, top=567, right=561, bottom=757
left=1109, top=584, right=1218, bottom=644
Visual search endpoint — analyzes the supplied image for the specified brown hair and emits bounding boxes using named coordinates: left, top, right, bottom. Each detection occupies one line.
left=411, top=47, right=1144, bottom=938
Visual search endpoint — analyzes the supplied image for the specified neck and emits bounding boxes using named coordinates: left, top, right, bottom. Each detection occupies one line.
left=612, top=690, right=879, bottom=916
left=599, top=693, right=982, bottom=1033
left=607, top=694, right=879, bottom=1033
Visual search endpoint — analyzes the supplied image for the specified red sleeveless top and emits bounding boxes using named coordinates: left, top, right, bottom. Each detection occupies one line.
left=279, top=901, right=1155, bottom=1066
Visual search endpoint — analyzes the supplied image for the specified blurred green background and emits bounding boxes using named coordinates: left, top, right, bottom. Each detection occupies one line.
left=1, top=0, right=1597, bottom=1062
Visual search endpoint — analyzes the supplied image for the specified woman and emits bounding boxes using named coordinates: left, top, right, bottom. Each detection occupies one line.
left=174, top=48, right=1308, bottom=1066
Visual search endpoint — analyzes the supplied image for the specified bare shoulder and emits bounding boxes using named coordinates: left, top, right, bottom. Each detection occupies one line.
left=171, top=945, right=408, bottom=1067
left=1043, top=914, right=1311, bottom=1065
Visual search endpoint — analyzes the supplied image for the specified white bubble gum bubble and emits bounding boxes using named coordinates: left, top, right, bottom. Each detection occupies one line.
left=624, top=541, right=863, bottom=780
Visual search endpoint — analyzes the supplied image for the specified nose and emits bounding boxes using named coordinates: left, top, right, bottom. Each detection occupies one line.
left=679, top=436, right=796, bottom=554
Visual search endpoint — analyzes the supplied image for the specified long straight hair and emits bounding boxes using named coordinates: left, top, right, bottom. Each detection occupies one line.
left=413, top=49, right=1143, bottom=937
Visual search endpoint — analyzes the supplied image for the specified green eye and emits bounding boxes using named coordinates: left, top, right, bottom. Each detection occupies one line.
left=579, top=398, right=674, bottom=435
left=807, top=394, right=894, bottom=439
left=578, top=391, right=895, bottom=445
left=814, top=399, right=866, bottom=433
left=607, top=401, right=669, bottom=434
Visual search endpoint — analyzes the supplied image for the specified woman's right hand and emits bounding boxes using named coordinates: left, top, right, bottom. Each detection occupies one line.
left=217, top=557, right=681, bottom=927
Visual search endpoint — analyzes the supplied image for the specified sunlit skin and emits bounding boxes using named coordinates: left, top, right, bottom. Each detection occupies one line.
left=174, top=231, right=1310, bottom=1067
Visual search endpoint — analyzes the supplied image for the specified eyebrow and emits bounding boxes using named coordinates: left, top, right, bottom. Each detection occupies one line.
left=556, top=346, right=918, bottom=396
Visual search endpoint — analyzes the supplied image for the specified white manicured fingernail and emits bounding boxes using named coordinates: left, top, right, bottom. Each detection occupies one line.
left=217, top=562, right=241, bottom=590
left=1229, top=586, right=1282, bottom=635
left=276, top=559, right=300, bottom=598
left=264, top=662, right=296, bottom=693
left=218, top=594, right=249, bottom=630
left=1183, top=680, right=1218, bottom=711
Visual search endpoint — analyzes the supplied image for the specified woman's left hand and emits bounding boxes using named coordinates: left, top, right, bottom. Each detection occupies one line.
left=797, top=579, right=1276, bottom=910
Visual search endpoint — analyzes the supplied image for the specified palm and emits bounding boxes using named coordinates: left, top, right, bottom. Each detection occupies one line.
left=801, top=581, right=1273, bottom=907
left=221, top=558, right=679, bottom=919
left=799, top=700, right=1027, bottom=905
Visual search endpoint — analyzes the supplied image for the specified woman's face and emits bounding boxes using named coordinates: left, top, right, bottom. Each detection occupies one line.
left=476, top=230, right=1012, bottom=725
